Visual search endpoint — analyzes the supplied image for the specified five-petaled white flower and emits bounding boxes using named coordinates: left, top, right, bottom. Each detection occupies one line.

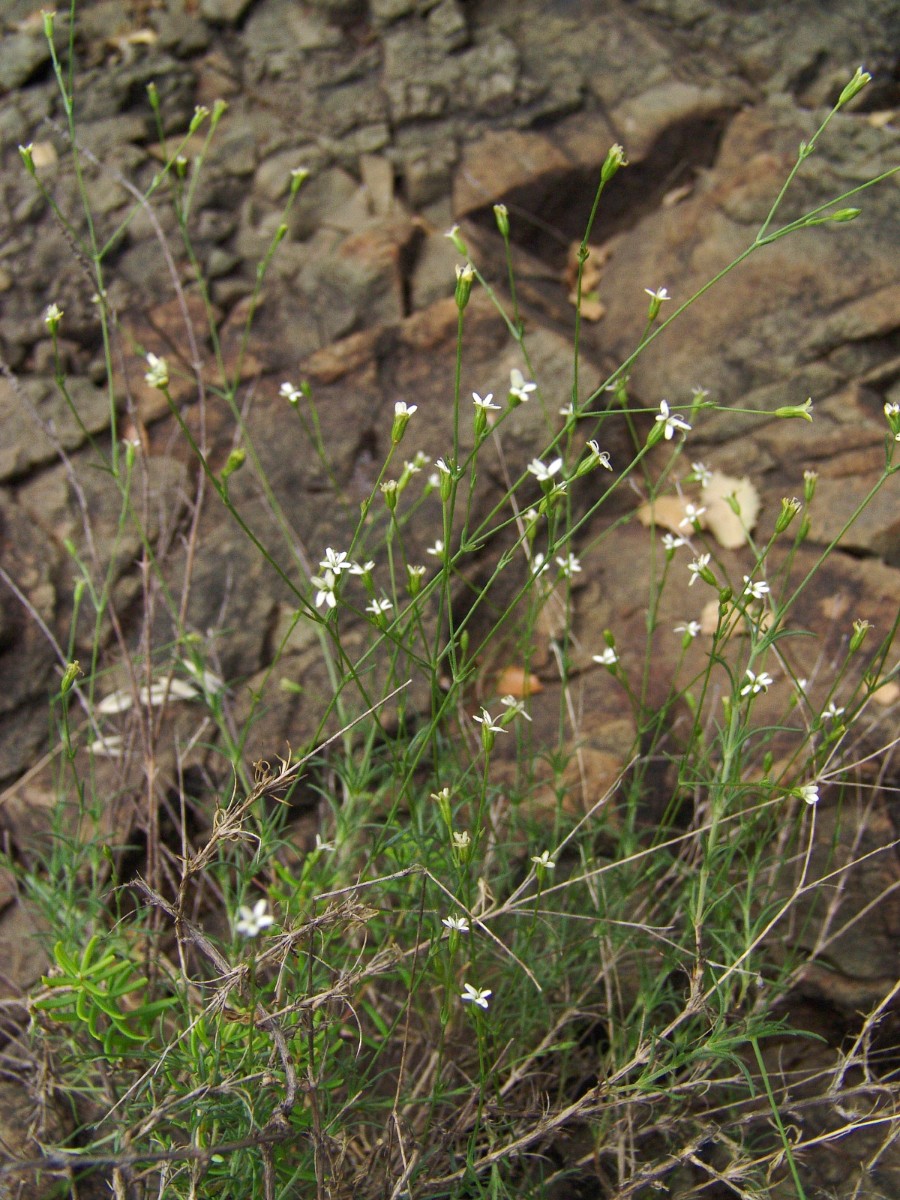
left=235, top=899, right=274, bottom=938
left=461, top=983, right=491, bottom=1009
left=394, top=401, right=417, bottom=418
left=473, top=391, right=500, bottom=411
left=824, top=701, right=845, bottom=720
left=593, top=648, right=618, bottom=667
left=644, top=286, right=671, bottom=302
left=531, top=850, right=556, bottom=871
left=691, top=461, right=712, bottom=488
left=662, top=533, right=686, bottom=551
left=556, top=553, right=581, bottom=577
left=741, top=669, right=773, bottom=697
left=426, top=540, right=445, bottom=557
left=742, top=576, right=770, bottom=600
left=319, top=548, right=350, bottom=575
left=349, top=559, right=375, bottom=576
left=280, top=381, right=302, bottom=403
left=366, top=597, right=392, bottom=617
left=527, top=457, right=563, bottom=482
left=311, top=571, right=337, bottom=609
left=679, top=503, right=706, bottom=528
left=442, top=914, right=470, bottom=933
left=675, top=621, right=701, bottom=640
left=687, top=553, right=711, bottom=585
left=509, top=369, right=537, bottom=404
left=473, top=708, right=506, bottom=734
left=798, top=784, right=819, bottom=805
left=452, top=830, right=471, bottom=850
left=500, top=695, right=532, bottom=721
left=530, top=552, right=549, bottom=577
left=655, top=399, right=691, bottom=440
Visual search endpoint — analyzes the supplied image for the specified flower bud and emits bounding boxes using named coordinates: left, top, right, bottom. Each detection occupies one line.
left=381, top=479, right=399, bottom=512
left=445, top=225, right=468, bottom=255
left=455, top=262, right=474, bottom=310
left=221, top=448, right=245, bottom=481
left=290, top=167, right=310, bottom=195
left=601, top=143, right=628, bottom=183
left=493, top=204, right=510, bottom=238
left=838, top=67, right=871, bottom=108
left=774, top=398, right=813, bottom=421
left=60, top=661, right=81, bottom=695
left=803, top=470, right=818, bottom=503
left=850, top=619, right=872, bottom=653
left=189, top=105, right=210, bottom=135
left=775, top=496, right=802, bottom=533
left=18, top=143, right=35, bottom=175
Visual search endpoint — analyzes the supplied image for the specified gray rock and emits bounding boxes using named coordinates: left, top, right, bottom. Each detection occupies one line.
left=199, top=0, right=256, bottom=24
left=0, top=31, right=51, bottom=93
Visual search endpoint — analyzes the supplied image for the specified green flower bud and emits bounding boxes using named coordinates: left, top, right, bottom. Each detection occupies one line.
left=601, top=143, right=628, bottom=183
left=493, top=204, right=510, bottom=238
left=775, top=496, right=802, bottom=533
left=381, top=479, right=399, bottom=512
left=446, top=225, right=468, bottom=256
left=849, top=619, right=872, bottom=653
left=455, top=262, right=474, bottom=310
left=803, top=470, right=818, bottom=503
left=774, top=398, right=813, bottom=421
left=290, top=167, right=310, bottom=195
left=838, top=68, right=871, bottom=108
left=60, top=661, right=81, bottom=695
left=221, top=448, right=246, bottom=480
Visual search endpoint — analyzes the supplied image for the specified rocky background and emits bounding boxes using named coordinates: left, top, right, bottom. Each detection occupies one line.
left=0, top=0, right=899, bottom=1192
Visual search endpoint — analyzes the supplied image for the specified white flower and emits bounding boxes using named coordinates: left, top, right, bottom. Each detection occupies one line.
left=884, top=402, right=900, bottom=417
left=687, top=553, right=711, bottom=586
left=662, top=533, right=686, bottom=552
left=348, top=559, right=375, bottom=576
left=319, top=548, right=350, bottom=575
left=742, top=575, right=770, bottom=600
left=798, top=784, right=819, bottom=805
left=394, top=401, right=417, bottom=419
left=674, top=621, right=701, bottom=640
left=531, top=850, right=556, bottom=871
left=644, top=286, right=671, bottom=302
left=824, top=701, right=845, bottom=720
left=473, top=391, right=500, bottom=411
left=691, top=461, right=712, bottom=488
left=500, top=695, right=531, bottom=721
left=44, top=303, right=63, bottom=327
left=556, top=553, right=581, bottom=577
left=509, top=368, right=537, bottom=404
left=314, top=833, right=335, bottom=852
left=235, top=899, right=274, bottom=938
left=655, top=399, right=691, bottom=440
left=559, top=402, right=575, bottom=417
left=585, top=440, right=613, bottom=470
left=435, top=457, right=452, bottom=475
left=144, top=352, right=169, bottom=390
left=311, top=571, right=337, bottom=609
left=452, top=830, right=471, bottom=850
left=530, top=551, right=548, bottom=576
left=426, top=540, right=445, bottom=557
left=473, top=708, right=506, bottom=735
left=442, top=914, right=470, bottom=933
left=679, top=503, right=706, bottom=528
left=366, top=597, right=393, bottom=617
left=593, top=647, right=618, bottom=667
left=527, top=457, right=563, bottom=482
left=740, top=669, right=773, bottom=697
left=279, top=381, right=302, bottom=403
left=461, top=983, right=491, bottom=1009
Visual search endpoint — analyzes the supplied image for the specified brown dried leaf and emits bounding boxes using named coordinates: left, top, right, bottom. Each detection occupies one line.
left=701, top=471, right=760, bottom=549
left=637, top=496, right=707, bottom=536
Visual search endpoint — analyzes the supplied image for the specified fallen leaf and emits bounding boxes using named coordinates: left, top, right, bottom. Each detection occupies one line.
left=495, top=665, right=543, bottom=698
left=637, top=496, right=707, bottom=536
left=701, top=471, right=760, bottom=549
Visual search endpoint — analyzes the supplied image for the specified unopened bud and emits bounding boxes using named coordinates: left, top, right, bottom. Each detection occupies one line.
left=849, top=619, right=872, bottom=653
left=775, top=497, right=802, bottom=533
left=601, top=143, right=628, bottom=183
left=838, top=67, right=871, bottom=108
left=774, top=398, right=813, bottom=422
left=493, top=204, right=510, bottom=238
left=455, top=262, right=474, bottom=310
